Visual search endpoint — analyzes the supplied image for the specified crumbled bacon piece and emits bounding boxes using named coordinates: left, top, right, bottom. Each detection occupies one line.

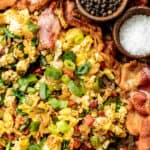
left=73, top=138, right=81, bottom=149
left=98, top=110, right=105, bottom=117
left=80, top=141, right=95, bottom=150
left=68, top=100, right=76, bottom=107
left=63, top=69, right=74, bottom=79
left=0, top=145, right=4, bottom=150
left=22, top=129, right=29, bottom=135
left=33, top=67, right=43, bottom=75
left=7, top=133, right=15, bottom=141
left=100, top=61, right=106, bottom=70
left=89, top=101, right=98, bottom=109
left=83, top=115, right=94, bottom=126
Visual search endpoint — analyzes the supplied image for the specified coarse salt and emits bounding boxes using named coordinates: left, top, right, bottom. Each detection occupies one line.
left=119, top=15, right=150, bottom=56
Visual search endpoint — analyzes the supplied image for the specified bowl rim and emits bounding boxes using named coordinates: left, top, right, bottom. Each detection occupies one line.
left=76, top=0, right=128, bottom=22
left=113, top=6, right=150, bottom=59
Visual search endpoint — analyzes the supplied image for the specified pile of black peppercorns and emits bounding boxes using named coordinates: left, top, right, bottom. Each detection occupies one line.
left=80, top=0, right=122, bottom=17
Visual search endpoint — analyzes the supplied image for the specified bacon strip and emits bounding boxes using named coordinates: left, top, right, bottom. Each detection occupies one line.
left=139, top=67, right=150, bottom=92
left=137, top=117, right=150, bottom=150
left=0, top=0, right=16, bottom=10
left=29, top=0, right=50, bottom=12
left=125, top=66, right=150, bottom=150
left=16, top=0, right=50, bottom=12
left=38, top=2, right=61, bottom=50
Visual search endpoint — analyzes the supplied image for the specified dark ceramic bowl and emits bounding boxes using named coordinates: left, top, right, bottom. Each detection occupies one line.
left=76, top=0, right=128, bottom=22
left=113, top=6, right=150, bottom=59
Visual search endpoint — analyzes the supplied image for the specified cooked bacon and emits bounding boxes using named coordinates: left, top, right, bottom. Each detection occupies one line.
left=118, top=61, right=145, bottom=91
left=138, top=67, right=150, bottom=93
left=28, top=0, right=50, bottom=12
left=73, top=138, right=81, bottom=149
left=83, top=115, right=94, bottom=126
left=0, top=0, right=16, bottom=10
left=16, top=0, right=50, bottom=12
left=38, top=2, right=61, bottom=50
left=137, top=137, right=150, bottom=150
left=132, top=91, right=150, bottom=116
left=136, top=117, right=150, bottom=150
left=103, top=41, right=116, bottom=57
left=124, top=65, right=150, bottom=150
left=126, top=111, right=142, bottom=136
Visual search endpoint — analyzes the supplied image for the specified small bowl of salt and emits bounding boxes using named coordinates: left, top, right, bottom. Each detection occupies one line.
left=113, top=6, right=150, bottom=58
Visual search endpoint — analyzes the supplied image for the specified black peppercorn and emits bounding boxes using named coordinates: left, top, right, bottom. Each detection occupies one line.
left=80, top=0, right=122, bottom=17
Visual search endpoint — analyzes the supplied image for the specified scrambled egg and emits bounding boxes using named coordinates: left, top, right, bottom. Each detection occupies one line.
left=0, top=8, right=127, bottom=150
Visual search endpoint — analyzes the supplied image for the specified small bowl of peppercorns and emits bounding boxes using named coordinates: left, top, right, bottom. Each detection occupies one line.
left=76, top=0, right=128, bottom=22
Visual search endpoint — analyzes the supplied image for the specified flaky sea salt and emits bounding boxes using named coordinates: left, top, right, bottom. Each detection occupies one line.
left=119, top=15, right=150, bottom=56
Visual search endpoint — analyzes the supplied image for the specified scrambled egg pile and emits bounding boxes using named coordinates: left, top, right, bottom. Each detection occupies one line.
left=0, top=9, right=127, bottom=150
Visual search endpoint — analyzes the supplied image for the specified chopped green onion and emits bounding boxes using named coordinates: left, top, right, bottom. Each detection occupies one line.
left=6, top=141, right=11, bottom=150
left=28, top=144, right=40, bottom=150
left=115, top=97, right=126, bottom=112
left=39, top=82, right=47, bottom=100
left=67, top=80, right=85, bottom=96
left=62, top=51, right=76, bottom=62
left=79, top=109, right=89, bottom=117
left=3, top=27, right=20, bottom=39
left=64, top=60, right=75, bottom=71
left=18, top=74, right=37, bottom=91
left=49, top=98, right=67, bottom=110
left=104, top=96, right=125, bottom=112
left=27, top=20, right=38, bottom=33
left=16, top=108, right=27, bottom=116
left=56, top=121, right=70, bottom=133
left=90, top=136, right=100, bottom=148
left=12, top=90, right=25, bottom=104
left=18, top=78, right=28, bottom=91
left=19, top=118, right=30, bottom=131
left=92, top=77, right=104, bottom=92
left=31, top=38, right=39, bottom=47
left=0, top=109, right=4, bottom=119
left=62, top=140, right=69, bottom=150
left=45, top=66, right=62, bottom=80
left=0, top=26, right=4, bottom=35
left=76, top=62, right=91, bottom=75
left=0, top=96, right=4, bottom=106
left=27, top=74, right=38, bottom=83
left=17, top=42, right=25, bottom=50
left=30, top=121, right=40, bottom=132
left=27, top=87, right=36, bottom=94
left=61, top=74, right=70, bottom=84
left=0, top=77, right=4, bottom=86
left=49, top=124, right=58, bottom=134
left=93, top=78, right=100, bottom=92
left=0, top=36, right=6, bottom=46
left=99, top=77, right=106, bottom=88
